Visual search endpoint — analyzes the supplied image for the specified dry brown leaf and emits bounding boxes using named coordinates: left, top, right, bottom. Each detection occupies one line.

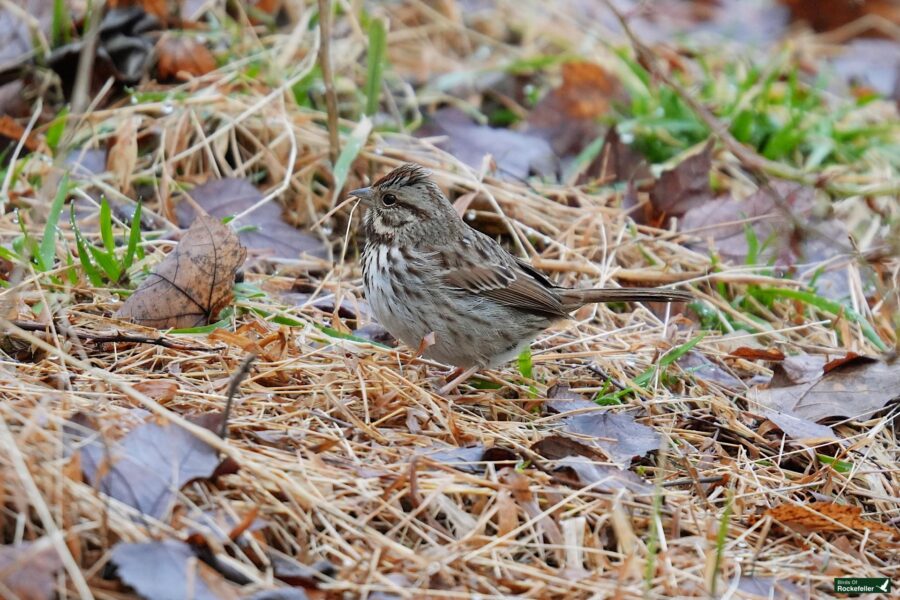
left=645, top=140, right=716, bottom=227
left=546, top=390, right=660, bottom=467
left=176, top=178, right=327, bottom=261
left=107, top=116, right=139, bottom=193
left=116, top=214, right=246, bottom=330
left=111, top=540, right=241, bottom=600
left=0, top=542, right=62, bottom=600
left=578, top=127, right=651, bottom=185
left=132, top=380, right=179, bottom=405
left=780, top=0, right=900, bottom=36
left=0, top=114, right=42, bottom=153
left=70, top=410, right=225, bottom=520
left=729, top=347, right=786, bottom=361
left=527, top=61, right=623, bottom=157
left=416, top=108, right=558, bottom=181
left=752, top=354, right=900, bottom=421
left=108, top=0, right=171, bottom=19
left=156, top=35, right=217, bottom=81
left=765, top=501, right=899, bottom=538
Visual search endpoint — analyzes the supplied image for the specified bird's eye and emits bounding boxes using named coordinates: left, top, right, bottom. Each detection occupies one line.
left=381, top=193, right=398, bottom=207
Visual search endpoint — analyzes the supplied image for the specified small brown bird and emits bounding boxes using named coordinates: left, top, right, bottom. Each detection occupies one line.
left=351, top=164, right=690, bottom=387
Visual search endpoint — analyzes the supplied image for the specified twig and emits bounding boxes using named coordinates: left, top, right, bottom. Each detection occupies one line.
left=317, top=0, right=340, bottom=165
left=7, top=320, right=219, bottom=352
left=219, top=353, right=256, bottom=439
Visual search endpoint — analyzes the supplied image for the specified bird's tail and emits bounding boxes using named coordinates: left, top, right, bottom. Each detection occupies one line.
left=560, top=287, right=692, bottom=309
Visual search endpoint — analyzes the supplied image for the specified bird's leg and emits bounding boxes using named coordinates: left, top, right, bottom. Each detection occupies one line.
left=438, top=366, right=480, bottom=395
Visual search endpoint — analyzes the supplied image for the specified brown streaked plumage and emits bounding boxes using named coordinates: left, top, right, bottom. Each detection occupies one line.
left=351, top=163, right=692, bottom=371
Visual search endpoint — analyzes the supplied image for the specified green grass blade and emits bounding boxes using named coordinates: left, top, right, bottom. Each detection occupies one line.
left=634, top=332, right=707, bottom=387
left=38, top=173, right=69, bottom=272
left=88, top=244, right=121, bottom=282
left=517, top=347, right=533, bottom=380
left=51, top=0, right=72, bottom=46
left=123, top=202, right=142, bottom=270
left=332, top=116, right=372, bottom=193
left=752, top=287, right=887, bottom=351
left=710, top=489, right=733, bottom=595
left=71, top=205, right=104, bottom=287
left=99, top=197, right=116, bottom=254
left=46, top=107, right=69, bottom=153
left=364, top=17, right=387, bottom=117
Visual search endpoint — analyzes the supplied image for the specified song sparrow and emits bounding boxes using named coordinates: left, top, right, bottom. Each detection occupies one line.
left=352, top=164, right=691, bottom=374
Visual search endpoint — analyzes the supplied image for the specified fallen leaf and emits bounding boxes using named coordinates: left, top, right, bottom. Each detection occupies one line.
left=830, top=39, right=900, bottom=98
left=66, top=148, right=109, bottom=179
left=680, top=182, right=852, bottom=295
left=70, top=411, right=224, bottom=519
left=0, top=115, right=42, bottom=154
left=780, top=0, right=899, bottom=35
left=421, top=443, right=517, bottom=474
left=526, top=61, right=622, bottom=157
left=176, top=178, right=327, bottom=261
left=530, top=435, right=599, bottom=461
left=553, top=456, right=653, bottom=493
left=0, top=541, right=62, bottom=600
left=111, top=540, right=240, bottom=600
left=736, top=576, right=804, bottom=600
left=823, top=352, right=862, bottom=374
left=752, top=355, right=900, bottom=422
left=646, top=140, right=715, bottom=226
left=108, top=0, right=170, bottom=20
left=116, top=214, right=247, bottom=329
left=772, top=354, right=828, bottom=386
left=268, top=549, right=334, bottom=588
left=677, top=350, right=744, bottom=391
left=132, top=380, right=179, bottom=404
left=156, top=35, right=217, bottom=81
left=578, top=127, right=651, bottom=185
left=106, top=116, right=140, bottom=193
left=416, top=108, right=558, bottom=181
left=546, top=392, right=660, bottom=467
left=765, top=501, right=899, bottom=538
left=762, top=409, right=837, bottom=442
left=729, top=347, right=786, bottom=361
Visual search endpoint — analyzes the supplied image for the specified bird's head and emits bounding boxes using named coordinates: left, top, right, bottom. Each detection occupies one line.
left=350, top=163, right=459, bottom=244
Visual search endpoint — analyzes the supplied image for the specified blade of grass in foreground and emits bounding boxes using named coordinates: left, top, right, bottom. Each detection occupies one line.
left=332, top=116, right=373, bottom=198
left=38, top=173, right=70, bottom=272
left=364, top=17, right=387, bottom=117
left=634, top=332, right=707, bottom=387
left=752, top=287, right=887, bottom=351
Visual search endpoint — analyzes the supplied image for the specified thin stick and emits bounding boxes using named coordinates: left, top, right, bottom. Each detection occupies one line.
left=317, top=0, right=340, bottom=164
left=7, top=320, right=218, bottom=352
left=219, top=353, right=256, bottom=439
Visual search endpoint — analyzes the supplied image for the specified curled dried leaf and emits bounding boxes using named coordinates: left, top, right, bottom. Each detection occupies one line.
left=116, top=215, right=247, bottom=329
left=156, top=35, right=216, bottom=80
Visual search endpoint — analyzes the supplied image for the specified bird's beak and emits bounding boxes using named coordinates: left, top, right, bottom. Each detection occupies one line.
left=349, top=187, right=373, bottom=205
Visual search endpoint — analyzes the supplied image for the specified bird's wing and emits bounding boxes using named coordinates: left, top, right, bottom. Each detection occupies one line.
left=440, top=231, right=568, bottom=319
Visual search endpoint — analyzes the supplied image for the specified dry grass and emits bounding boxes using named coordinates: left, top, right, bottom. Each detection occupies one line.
left=0, top=1, right=898, bottom=598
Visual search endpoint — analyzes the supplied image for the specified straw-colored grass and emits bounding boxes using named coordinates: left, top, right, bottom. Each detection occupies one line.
left=0, top=1, right=897, bottom=598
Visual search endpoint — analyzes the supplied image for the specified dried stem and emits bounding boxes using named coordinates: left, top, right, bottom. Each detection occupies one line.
left=317, top=0, right=340, bottom=164
left=220, top=353, right=256, bottom=439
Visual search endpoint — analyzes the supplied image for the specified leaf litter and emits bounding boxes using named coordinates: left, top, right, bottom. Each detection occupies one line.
left=175, top=178, right=328, bottom=261
left=116, top=214, right=247, bottom=329
left=0, top=0, right=897, bottom=597
left=65, top=409, right=225, bottom=520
